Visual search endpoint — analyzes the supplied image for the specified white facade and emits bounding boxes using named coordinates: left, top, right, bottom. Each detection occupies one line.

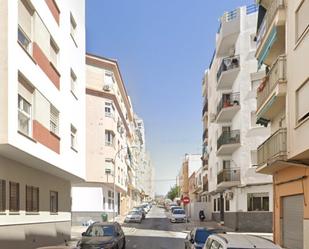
left=0, top=0, right=86, bottom=247
left=205, top=5, right=273, bottom=232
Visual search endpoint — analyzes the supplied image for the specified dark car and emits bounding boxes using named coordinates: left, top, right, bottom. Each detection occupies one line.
left=184, top=227, right=225, bottom=249
left=77, top=222, right=126, bottom=249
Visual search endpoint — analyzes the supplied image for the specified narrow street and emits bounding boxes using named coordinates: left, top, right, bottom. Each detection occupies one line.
left=122, top=206, right=187, bottom=249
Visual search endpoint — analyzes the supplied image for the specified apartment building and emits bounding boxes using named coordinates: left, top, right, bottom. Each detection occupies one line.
left=204, top=4, right=273, bottom=232
left=0, top=0, right=86, bottom=248
left=71, top=54, right=137, bottom=223
left=255, top=0, right=309, bottom=248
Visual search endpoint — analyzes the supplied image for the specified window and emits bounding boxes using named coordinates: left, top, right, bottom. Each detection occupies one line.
left=71, top=125, right=77, bottom=150
left=18, top=95, right=32, bottom=136
left=217, top=198, right=221, bottom=211
left=70, top=69, right=77, bottom=97
left=108, top=190, right=114, bottom=210
left=0, top=180, right=6, bottom=212
left=103, top=197, right=106, bottom=209
left=222, top=160, right=230, bottom=169
left=296, top=79, right=309, bottom=123
left=9, top=182, right=20, bottom=212
left=18, top=0, right=33, bottom=52
left=70, top=13, right=77, bottom=44
left=50, top=38, right=59, bottom=68
left=105, top=102, right=114, bottom=118
left=248, top=193, right=269, bottom=211
left=108, top=199, right=112, bottom=210
left=105, top=130, right=115, bottom=146
left=295, top=0, right=309, bottom=41
left=50, top=104, right=59, bottom=135
left=213, top=198, right=216, bottom=212
left=225, top=199, right=230, bottom=211
left=26, top=185, right=39, bottom=212
left=50, top=191, right=58, bottom=213
left=251, top=150, right=258, bottom=167
left=105, top=159, right=113, bottom=175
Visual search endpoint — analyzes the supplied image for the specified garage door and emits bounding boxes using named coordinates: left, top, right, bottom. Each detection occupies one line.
left=282, top=195, right=304, bottom=249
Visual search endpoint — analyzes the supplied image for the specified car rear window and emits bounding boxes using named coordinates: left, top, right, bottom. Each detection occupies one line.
left=173, top=209, right=185, bottom=214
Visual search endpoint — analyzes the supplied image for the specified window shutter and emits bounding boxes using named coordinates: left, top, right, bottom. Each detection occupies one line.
left=297, top=80, right=309, bottom=122
left=18, top=0, right=32, bottom=38
left=34, top=13, right=50, bottom=57
left=50, top=105, right=59, bottom=134
left=0, top=180, right=5, bottom=212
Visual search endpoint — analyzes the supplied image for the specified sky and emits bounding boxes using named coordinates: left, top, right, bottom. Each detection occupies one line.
left=86, top=0, right=255, bottom=195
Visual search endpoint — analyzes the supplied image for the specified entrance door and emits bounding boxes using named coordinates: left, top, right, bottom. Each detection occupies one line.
left=282, top=195, right=304, bottom=249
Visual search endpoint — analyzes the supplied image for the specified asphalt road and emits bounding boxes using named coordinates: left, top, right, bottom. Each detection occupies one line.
left=122, top=206, right=187, bottom=249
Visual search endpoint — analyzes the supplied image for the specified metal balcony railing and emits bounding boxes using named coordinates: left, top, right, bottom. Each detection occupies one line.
left=217, top=55, right=240, bottom=82
left=216, top=92, right=240, bottom=116
left=202, top=100, right=208, bottom=116
left=257, top=55, right=287, bottom=110
left=256, top=0, right=285, bottom=47
left=246, top=4, right=258, bottom=15
left=217, top=168, right=240, bottom=185
left=217, top=130, right=240, bottom=151
left=203, top=129, right=208, bottom=141
left=257, top=128, right=287, bottom=166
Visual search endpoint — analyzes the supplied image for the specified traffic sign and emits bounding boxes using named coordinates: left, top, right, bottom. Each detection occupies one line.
left=182, top=196, right=190, bottom=204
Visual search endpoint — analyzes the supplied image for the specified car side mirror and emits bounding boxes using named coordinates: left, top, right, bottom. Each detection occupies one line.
left=190, top=238, right=194, bottom=244
left=81, top=232, right=86, bottom=236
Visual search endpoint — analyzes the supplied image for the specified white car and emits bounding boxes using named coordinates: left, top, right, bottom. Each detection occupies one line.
left=203, top=234, right=282, bottom=249
left=125, top=211, right=143, bottom=223
left=170, top=208, right=187, bottom=223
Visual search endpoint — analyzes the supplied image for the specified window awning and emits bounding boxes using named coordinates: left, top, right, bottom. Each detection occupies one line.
left=258, top=27, right=278, bottom=69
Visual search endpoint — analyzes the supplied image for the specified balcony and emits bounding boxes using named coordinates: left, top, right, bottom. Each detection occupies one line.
left=256, top=0, right=286, bottom=67
left=217, top=130, right=240, bottom=156
left=216, top=8, right=240, bottom=57
left=217, top=168, right=240, bottom=190
left=256, top=55, right=286, bottom=125
left=217, top=55, right=240, bottom=90
left=256, top=128, right=287, bottom=174
left=203, top=176, right=209, bottom=192
left=216, top=92, right=240, bottom=123
left=202, top=100, right=208, bottom=116
left=202, top=159, right=208, bottom=169
left=203, top=129, right=208, bottom=142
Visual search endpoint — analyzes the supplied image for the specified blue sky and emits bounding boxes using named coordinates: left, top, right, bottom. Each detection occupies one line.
left=86, top=0, right=255, bottom=195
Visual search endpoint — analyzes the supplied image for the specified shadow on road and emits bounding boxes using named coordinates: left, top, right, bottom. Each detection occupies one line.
left=125, top=235, right=184, bottom=249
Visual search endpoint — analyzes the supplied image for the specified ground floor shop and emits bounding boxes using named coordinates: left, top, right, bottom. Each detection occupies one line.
left=0, top=156, right=72, bottom=249
left=211, top=184, right=273, bottom=232
left=272, top=165, right=309, bottom=249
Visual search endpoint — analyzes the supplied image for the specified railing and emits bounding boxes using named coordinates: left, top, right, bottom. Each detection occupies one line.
left=217, top=8, right=239, bottom=34
left=257, top=128, right=287, bottom=166
left=203, top=129, right=208, bottom=141
left=203, top=159, right=208, bottom=168
left=256, top=0, right=285, bottom=47
left=217, top=55, right=240, bottom=82
left=216, top=92, right=240, bottom=116
left=202, top=100, right=208, bottom=116
left=217, top=168, right=240, bottom=185
left=257, top=55, right=287, bottom=110
left=246, top=4, right=258, bottom=15
left=217, top=130, right=240, bottom=150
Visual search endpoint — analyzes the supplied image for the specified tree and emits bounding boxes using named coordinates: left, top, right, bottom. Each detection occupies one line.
left=166, top=185, right=180, bottom=201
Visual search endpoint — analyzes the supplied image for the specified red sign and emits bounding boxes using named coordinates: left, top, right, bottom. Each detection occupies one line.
left=182, top=196, right=190, bottom=204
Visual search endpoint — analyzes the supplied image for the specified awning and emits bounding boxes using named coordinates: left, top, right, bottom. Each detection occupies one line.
left=258, top=26, right=277, bottom=68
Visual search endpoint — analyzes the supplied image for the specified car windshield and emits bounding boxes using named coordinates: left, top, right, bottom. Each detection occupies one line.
left=85, top=225, right=114, bottom=237
left=194, top=230, right=210, bottom=243
left=173, top=209, right=185, bottom=214
left=129, top=211, right=139, bottom=215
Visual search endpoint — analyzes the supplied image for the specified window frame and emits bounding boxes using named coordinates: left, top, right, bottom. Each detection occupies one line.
left=70, top=69, right=77, bottom=98
left=50, top=190, right=58, bottom=214
left=247, top=192, right=269, bottom=212
left=70, top=12, right=77, bottom=46
left=18, top=94, right=32, bottom=136
left=0, top=179, right=6, bottom=212
left=9, top=182, right=20, bottom=212
left=50, top=104, right=59, bottom=135
left=105, top=130, right=115, bottom=147
left=70, top=124, right=77, bottom=151
left=26, top=185, right=39, bottom=213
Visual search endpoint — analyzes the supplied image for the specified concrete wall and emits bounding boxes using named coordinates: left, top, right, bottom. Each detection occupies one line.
left=188, top=202, right=212, bottom=221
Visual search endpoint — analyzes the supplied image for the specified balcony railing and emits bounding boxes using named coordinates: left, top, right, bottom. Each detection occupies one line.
left=217, top=168, right=240, bottom=185
left=256, top=0, right=285, bottom=47
left=202, top=100, right=208, bottom=116
left=203, top=129, right=208, bottom=141
left=246, top=4, right=258, bottom=15
left=217, top=130, right=240, bottom=150
left=257, top=128, right=287, bottom=166
left=217, top=55, right=240, bottom=82
left=216, top=92, right=240, bottom=116
left=257, top=55, right=286, bottom=110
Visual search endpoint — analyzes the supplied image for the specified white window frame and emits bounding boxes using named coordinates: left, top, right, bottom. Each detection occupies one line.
left=50, top=38, right=59, bottom=68
left=70, top=69, right=77, bottom=98
left=105, top=102, right=114, bottom=118
left=18, top=95, right=32, bottom=136
left=105, top=130, right=114, bottom=147
left=70, top=12, right=77, bottom=46
left=50, top=104, right=59, bottom=135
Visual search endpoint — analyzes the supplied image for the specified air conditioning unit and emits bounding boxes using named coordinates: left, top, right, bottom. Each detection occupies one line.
left=225, top=192, right=234, bottom=200
left=103, top=84, right=111, bottom=91
left=105, top=168, right=111, bottom=174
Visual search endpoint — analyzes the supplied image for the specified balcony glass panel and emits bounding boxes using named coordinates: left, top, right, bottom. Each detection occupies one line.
left=217, top=168, right=240, bottom=185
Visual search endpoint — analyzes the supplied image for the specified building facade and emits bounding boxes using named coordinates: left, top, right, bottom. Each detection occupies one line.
left=255, top=0, right=309, bottom=248
left=0, top=0, right=86, bottom=248
left=204, top=4, right=273, bottom=232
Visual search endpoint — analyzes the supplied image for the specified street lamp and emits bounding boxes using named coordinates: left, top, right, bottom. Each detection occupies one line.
left=112, top=146, right=139, bottom=222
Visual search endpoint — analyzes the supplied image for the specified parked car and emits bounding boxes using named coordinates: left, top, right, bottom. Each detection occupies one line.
left=185, top=228, right=225, bottom=249
left=132, top=206, right=146, bottom=219
left=76, top=222, right=126, bottom=249
left=203, top=234, right=282, bottom=249
left=170, top=206, right=182, bottom=213
left=124, top=211, right=143, bottom=223
left=170, top=208, right=187, bottom=223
